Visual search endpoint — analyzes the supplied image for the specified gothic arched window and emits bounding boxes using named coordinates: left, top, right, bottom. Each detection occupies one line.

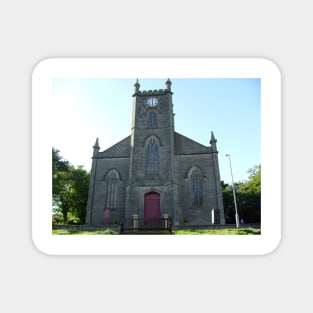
left=189, top=168, right=203, bottom=208
left=105, top=169, right=119, bottom=209
left=146, top=138, right=159, bottom=176
left=148, top=111, right=157, bottom=128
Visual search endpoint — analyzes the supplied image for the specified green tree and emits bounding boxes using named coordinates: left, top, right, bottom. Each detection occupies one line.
left=68, top=166, right=90, bottom=224
left=52, top=147, right=69, bottom=172
left=54, top=170, right=75, bottom=223
left=221, top=181, right=242, bottom=224
left=52, top=148, right=90, bottom=224
left=237, top=165, right=261, bottom=223
left=222, top=165, right=261, bottom=224
left=53, top=148, right=69, bottom=220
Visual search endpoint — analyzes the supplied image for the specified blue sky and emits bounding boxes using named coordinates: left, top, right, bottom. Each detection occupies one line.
left=52, top=78, right=260, bottom=184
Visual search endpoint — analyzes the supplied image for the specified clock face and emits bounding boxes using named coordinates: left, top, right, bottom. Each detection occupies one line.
left=147, top=97, right=158, bottom=107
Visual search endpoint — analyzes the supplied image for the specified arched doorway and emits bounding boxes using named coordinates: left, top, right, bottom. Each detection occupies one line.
left=144, top=192, right=161, bottom=218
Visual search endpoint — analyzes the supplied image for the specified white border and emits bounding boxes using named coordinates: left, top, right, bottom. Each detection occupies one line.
left=32, top=58, right=281, bottom=255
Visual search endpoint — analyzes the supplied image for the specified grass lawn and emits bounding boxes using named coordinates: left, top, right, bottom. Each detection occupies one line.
left=52, top=229, right=119, bottom=235
left=52, top=227, right=260, bottom=235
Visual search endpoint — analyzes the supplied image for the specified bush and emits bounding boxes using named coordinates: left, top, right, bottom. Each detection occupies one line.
left=67, top=216, right=80, bottom=225
left=52, top=214, right=63, bottom=225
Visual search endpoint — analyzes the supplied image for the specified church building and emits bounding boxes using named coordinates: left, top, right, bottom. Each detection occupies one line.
left=85, top=79, right=225, bottom=226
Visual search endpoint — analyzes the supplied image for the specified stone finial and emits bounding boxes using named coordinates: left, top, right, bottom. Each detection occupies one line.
left=93, top=138, right=100, bottom=156
left=93, top=137, right=100, bottom=149
left=134, top=79, right=140, bottom=93
left=210, top=131, right=217, bottom=145
left=166, top=78, right=172, bottom=91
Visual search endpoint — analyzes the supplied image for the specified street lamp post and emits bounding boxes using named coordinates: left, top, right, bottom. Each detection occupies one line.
left=226, top=154, right=239, bottom=228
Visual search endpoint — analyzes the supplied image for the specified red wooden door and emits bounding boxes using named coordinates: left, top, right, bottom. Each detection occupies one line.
left=144, top=192, right=161, bottom=218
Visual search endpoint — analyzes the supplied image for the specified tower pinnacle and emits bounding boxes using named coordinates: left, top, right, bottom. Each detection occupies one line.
left=210, top=131, right=217, bottom=152
left=166, top=78, right=172, bottom=92
left=134, top=79, right=140, bottom=94
left=210, top=131, right=216, bottom=143
left=93, top=137, right=100, bottom=157
left=94, top=137, right=99, bottom=148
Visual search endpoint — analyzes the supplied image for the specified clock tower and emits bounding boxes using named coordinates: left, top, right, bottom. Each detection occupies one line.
left=125, top=79, right=177, bottom=220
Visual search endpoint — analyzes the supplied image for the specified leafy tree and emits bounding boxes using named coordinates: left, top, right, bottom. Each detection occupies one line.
left=52, top=148, right=69, bottom=201
left=237, top=165, right=261, bottom=223
left=239, top=165, right=261, bottom=194
left=221, top=181, right=242, bottom=224
left=222, top=165, right=261, bottom=224
left=52, top=147, right=69, bottom=172
left=68, top=165, right=90, bottom=224
left=52, top=148, right=90, bottom=224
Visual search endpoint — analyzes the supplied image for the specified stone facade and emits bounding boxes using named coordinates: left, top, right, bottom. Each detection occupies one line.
left=85, top=79, right=225, bottom=226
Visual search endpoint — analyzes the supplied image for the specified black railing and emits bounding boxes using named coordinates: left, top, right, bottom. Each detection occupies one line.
left=120, top=217, right=172, bottom=234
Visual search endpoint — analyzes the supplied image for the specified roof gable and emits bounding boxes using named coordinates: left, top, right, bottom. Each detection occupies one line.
left=174, top=132, right=211, bottom=155
left=98, top=136, right=131, bottom=158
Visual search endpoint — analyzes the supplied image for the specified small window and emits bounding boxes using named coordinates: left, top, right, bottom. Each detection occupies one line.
left=148, top=111, right=157, bottom=128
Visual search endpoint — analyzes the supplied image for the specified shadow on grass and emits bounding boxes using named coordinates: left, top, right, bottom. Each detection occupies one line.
left=175, top=228, right=261, bottom=235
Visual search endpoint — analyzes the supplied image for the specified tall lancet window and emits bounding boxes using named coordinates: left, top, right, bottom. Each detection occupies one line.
left=189, top=168, right=203, bottom=208
left=148, top=111, right=157, bottom=128
left=105, top=169, right=119, bottom=209
left=146, top=138, right=159, bottom=176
